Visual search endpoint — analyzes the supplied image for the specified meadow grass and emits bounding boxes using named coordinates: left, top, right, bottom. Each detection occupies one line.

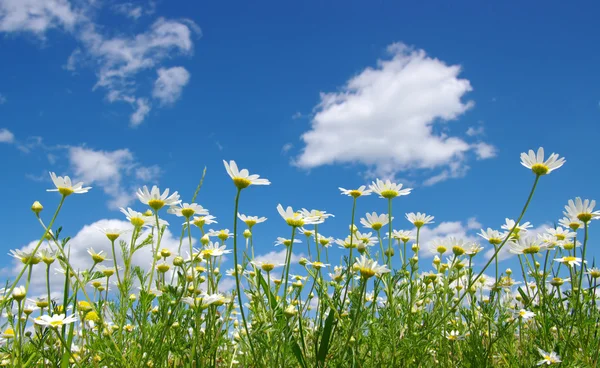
left=1, top=147, right=598, bottom=367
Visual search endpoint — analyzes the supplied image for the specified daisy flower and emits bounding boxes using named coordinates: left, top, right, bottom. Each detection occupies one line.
left=354, top=255, right=390, bottom=279
left=445, top=330, right=464, bottom=341
left=9, top=250, right=41, bottom=265
left=545, top=227, right=576, bottom=241
left=168, top=203, right=208, bottom=218
left=558, top=216, right=583, bottom=231
left=277, top=204, right=319, bottom=227
left=251, top=260, right=283, bottom=272
left=34, top=314, right=77, bottom=328
left=207, top=229, right=232, bottom=242
left=136, top=186, right=181, bottom=211
left=316, top=235, right=334, bottom=247
left=586, top=267, right=600, bottom=278
left=430, top=239, right=448, bottom=255
left=536, top=348, right=561, bottom=365
left=564, top=197, right=600, bottom=223
left=554, top=256, right=584, bottom=267
left=307, top=261, right=330, bottom=270
left=388, top=230, right=414, bottom=243
left=335, top=235, right=360, bottom=249
left=520, top=147, right=565, bottom=176
left=478, top=228, right=506, bottom=245
left=516, top=309, right=535, bottom=320
left=406, top=212, right=434, bottom=228
left=509, top=237, right=543, bottom=255
left=339, top=186, right=372, bottom=198
left=191, top=215, right=217, bottom=228
left=223, top=160, right=270, bottom=189
left=360, top=212, right=391, bottom=231
left=201, top=242, right=232, bottom=257
left=120, top=207, right=154, bottom=228
left=501, top=219, right=532, bottom=234
left=300, top=209, right=334, bottom=224
left=97, top=227, right=129, bottom=242
left=369, top=179, right=412, bottom=199
left=275, top=237, right=301, bottom=247
left=87, top=248, right=109, bottom=263
left=237, top=214, right=267, bottom=228
left=47, top=172, right=91, bottom=196
left=464, top=242, right=484, bottom=256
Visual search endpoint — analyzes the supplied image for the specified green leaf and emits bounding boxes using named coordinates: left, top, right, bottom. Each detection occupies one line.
left=317, top=309, right=336, bottom=365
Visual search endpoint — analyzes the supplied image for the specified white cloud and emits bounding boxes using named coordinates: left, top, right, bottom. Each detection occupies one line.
left=473, top=142, right=497, bottom=160
left=0, top=0, right=80, bottom=34
left=467, top=217, right=482, bottom=230
left=3, top=218, right=186, bottom=299
left=0, top=128, right=15, bottom=143
left=0, top=1, right=200, bottom=126
left=466, top=126, right=485, bottom=137
left=281, top=143, right=293, bottom=155
left=68, top=146, right=160, bottom=208
left=152, top=66, right=191, bottom=105
left=130, top=98, right=151, bottom=126
left=296, top=42, right=495, bottom=184
left=254, top=249, right=304, bottom=265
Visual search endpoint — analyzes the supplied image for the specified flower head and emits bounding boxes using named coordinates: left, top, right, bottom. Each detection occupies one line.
left=275, top=237, right=301, bottom=247
left=97, top=227, right=129, bottom=242
left=554, top=256, right=584, bottom=267
left=520, top=147, right=565, bottom=176
left=509, top=237, right=544, bottom=255
left=237, top=214, right=267, bottom=228
left=339, top=186, right=372, bottom=198
left=277, top=205, right=318, bottom=227
left=191, top=215, right=217, bottom=228
left=406, top=212, right=434, bottom=228
left=120, top=207, right=154, bottom=228
left=536, top=348, right=561, bottom=365
left=9, top=250, right=41, bottom=265
left=369, top=179, right=412, bottom=199
left=47, top=172, right=91, bottom=196
left=478, top=228, right=506, bottom=245
left=360, top=212, right=391, bottom=231
left=389, top=230, right=414, bottom=243
left=34, top=314, right=77, bottom=328
left=299, top=209, right=334, bottom=224
left=354, top=255, right=390, bottom=279
left=168, top=203, right=208, bottom=218
left=564, top=197, right=600, bottom=223
left=136, top=186, right=181, bottom=211
left=224, top=160, right=270, bottom=189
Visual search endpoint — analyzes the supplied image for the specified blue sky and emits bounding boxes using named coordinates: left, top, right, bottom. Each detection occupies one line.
left=0, top=0, right=599, bottom=289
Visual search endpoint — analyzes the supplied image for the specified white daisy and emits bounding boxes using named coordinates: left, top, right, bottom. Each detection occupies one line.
left=360, top=212, right=391, bottom=231
left=34, top=314, right=77, bottom=328
left=168, top=203, right=208, bottom=218
left=536, top=348, right=561, bottom=365
left=277, top=204, right=319, bottom=227
left=520, top=147, right=565, bottom=176
left=136, top=186, right=181, bottom=211
left=339, top=186, right=372, bottom=198
left=369, top=179, right=412, bottom=199
left=509, top=237, right=544, bottom=255
left=223, top=160, right=270, bottom=189
left=564, top=197, right=600, bottom=223
left=299, top=209, right=334, bottom=224
left=406, top=212, right=434, bottom=228
left=47, top=172, right=91, bottom=196
left=237, top=213, right=267, bottom=228
left=120, top=207, right=154, bottom=228
left=354, top=255, right=390, bottom=279
left=478, top=228, right=506, bottom=245
left=554, top=256, right=584, bottom=267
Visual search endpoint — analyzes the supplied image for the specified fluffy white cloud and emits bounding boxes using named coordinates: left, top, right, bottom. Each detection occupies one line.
left=0, top=128, right=14, bottom=143
left=466, top=126, right=485, bottom=137
left=0, top=0, right=79, bottom=34
left=473, top=142, right=497, bottom=160
left=68, top=146, right=160, bottom=208
left=296, top=43, right=495, bottom=183
left=0, top=1, right=200, bottom=126
left=3, top=218, right=188, bottom=299
left=254, top=249, right=304, bottom=266
left=152, top=66, right=191, bottom=105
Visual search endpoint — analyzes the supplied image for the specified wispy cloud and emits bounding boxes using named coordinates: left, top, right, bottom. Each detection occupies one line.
left=0, top=128, right=14, bottom=143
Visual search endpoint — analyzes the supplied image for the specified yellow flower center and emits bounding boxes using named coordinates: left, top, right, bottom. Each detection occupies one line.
left=578, top=213, right=592, bottom=223
left=349, top=190, right=362, bottom=198
left=413, top=220, right=424, bottom=228
left=233, top=177, right=251, bottom=189
left=437, top=246, right=447, bottom=254
left=157, top=263, right=170, bottom=273
left=181, top=208, right=195, bottom=218
left=148, top=199, right=165, bottom=211
left=530, top=163, right=549, bottom=176
left=563, top=256, right=577, bottom=264
left=261, top=263, right=275, bottom=272
left=286, top=213, right=305, bottom=228
left=106, top=233, right=120, bottom=242
left=489, top=237, right=502, bottom=245
left=452, top=246, right=465, bottom=256
left=130, top=217, right=146, bottom=228
left=359, top=267, right=376, bottom=279
left=50, top=320, right=63, bottom=327
left=371, top=223, right=383, bottom=231
left=522, top=246, right=540, bottom=254
left=590, top=270, right=600, bottom=278
left=91, top=254, right=106, bottom=263
left=58, top=187, right=74, bottom=196
left=380, top=190, right=398, bottom=199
